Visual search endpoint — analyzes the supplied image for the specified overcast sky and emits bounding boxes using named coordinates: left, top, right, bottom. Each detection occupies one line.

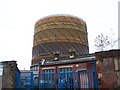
left=0, top=0, right=119, bottom=70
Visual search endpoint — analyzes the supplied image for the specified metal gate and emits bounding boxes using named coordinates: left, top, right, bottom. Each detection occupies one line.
left=16, top=70, right=98, bottom=89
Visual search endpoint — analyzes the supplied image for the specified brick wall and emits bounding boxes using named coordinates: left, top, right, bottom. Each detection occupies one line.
left=95, top=50, right=120, bottom=88
left=40, top=62, right=94, bottom=74
left=2, top=61, right=19, bottom=89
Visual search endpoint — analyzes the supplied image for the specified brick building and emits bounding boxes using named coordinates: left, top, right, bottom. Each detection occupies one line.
left=31, top=15, right=89, bottom=70
left=40, top=55, right=95, bottom=74
left=30, top=15, right=120, bottom=88
left=95, top=49, right=120, bottom=88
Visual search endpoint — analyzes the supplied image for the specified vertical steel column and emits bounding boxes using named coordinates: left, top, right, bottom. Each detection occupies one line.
left=38, top=62, right=41, bottom=89
left=16, top=72, right=20, bottom=88
left=30, top=72, right=33, bottom=89
left=59, top=72, right=64, bottom=90
left=93, top=59, right=99, bottom=90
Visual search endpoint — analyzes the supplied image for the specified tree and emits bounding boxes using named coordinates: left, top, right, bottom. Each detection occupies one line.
left=94, top=33, right=110, bottom=51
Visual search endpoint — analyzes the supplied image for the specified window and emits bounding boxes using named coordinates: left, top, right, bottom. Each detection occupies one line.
left=60, top=68, right=72, bottom=72
left=43, top=69, right=53, bottom=73
left=59, top=67, right=72, bottom=84
left=114, top=59, right=119, bottom=70
left=43, top=69, right=54, bottom=84
left=30, top=65, right=39, bottom=71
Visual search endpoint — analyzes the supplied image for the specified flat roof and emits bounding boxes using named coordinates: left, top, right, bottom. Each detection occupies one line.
left=41, top=56, right=96, bottom=66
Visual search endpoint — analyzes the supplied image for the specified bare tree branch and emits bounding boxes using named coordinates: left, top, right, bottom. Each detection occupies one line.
left=94, top=33, right=110, bottom=51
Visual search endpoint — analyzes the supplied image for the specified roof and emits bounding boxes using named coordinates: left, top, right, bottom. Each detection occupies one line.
left=95, top=49, right=120, bottom=58
left=41, top=56, right=96, bottom=66
left=1, top=60, right=17, bottom=64
left=20, top=70, right=31, bottom=72
left=35, top=14, right=86, bottom=27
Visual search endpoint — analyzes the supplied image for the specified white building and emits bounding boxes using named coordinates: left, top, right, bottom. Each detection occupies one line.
left=118, top=1, right=120, bottom=49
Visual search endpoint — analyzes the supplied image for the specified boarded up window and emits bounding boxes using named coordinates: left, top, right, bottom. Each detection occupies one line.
left=103, top=58, right=114, bottom=72
left=114, top=59, right=119, bottom=70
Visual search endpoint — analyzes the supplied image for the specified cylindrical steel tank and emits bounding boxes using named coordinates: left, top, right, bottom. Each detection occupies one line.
left=32, top=15, right=89, bottom=66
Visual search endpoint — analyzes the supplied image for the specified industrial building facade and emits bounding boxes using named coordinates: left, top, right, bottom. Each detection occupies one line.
left=28, top=15, right=99, bottom=89
left=95, top=49, right=120, bottom=88
left=28, top=15, right=120, bottom=89
left=31, top=15, right=89, bottom=71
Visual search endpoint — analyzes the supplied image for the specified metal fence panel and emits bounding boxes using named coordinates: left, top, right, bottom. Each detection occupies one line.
left=16, top=70, right=98, bottom=89
left=16, top=72, right=33, bottom=89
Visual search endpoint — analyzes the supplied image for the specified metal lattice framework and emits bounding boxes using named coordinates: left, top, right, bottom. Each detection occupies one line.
left=32, top=15, right=89, bottom=65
